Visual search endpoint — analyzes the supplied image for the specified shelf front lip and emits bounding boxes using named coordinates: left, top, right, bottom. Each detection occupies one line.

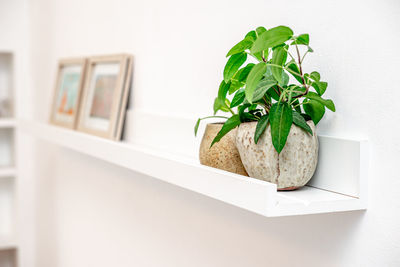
left=269, top=196, right=366, bottom=217
left=19, top=120, right=367, bottom=218
left=20, top=120, right=278, bottom=216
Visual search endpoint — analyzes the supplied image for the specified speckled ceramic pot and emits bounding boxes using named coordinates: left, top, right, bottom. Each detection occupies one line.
left=199, top=123, right=248, bottom=176
left=236, top=121, right=318, bottom=190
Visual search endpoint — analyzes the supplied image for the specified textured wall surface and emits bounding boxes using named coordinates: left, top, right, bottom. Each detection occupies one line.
left=10, top=0, right=400, bottom=266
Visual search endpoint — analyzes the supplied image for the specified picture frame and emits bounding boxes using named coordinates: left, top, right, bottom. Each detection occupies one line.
left=49, top=58, right=87, bottom=128
left=77, top=54, right=133, bottom=140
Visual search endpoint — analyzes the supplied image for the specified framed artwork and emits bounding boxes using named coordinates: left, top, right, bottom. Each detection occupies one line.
left=77, top=54, right=133, bottom=140
left=50, top=58, right=87, bottom=128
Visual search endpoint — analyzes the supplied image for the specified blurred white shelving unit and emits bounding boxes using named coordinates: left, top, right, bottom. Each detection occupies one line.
left=21, top=116, right=368, bottom=217
left=0, top=120, right=16, bottom=128
left=0, top=52, right=17, bottom=267
left=0, top=237, right=16, bottom=250
left=0, top=168, right=16, bottom=178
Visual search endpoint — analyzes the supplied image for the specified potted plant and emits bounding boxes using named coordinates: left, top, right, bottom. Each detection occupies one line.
left=195, top=26, right=335, bottom=190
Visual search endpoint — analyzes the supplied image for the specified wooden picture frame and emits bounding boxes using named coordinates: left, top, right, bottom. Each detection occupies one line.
left=77, top=54, right=132, bottom=140
left=50, top=58, right=87, bottom=128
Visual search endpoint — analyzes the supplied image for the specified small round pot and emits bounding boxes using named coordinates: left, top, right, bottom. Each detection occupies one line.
left=199, top=123, right=248, bottom=176
left=235, top=121, right=318, bottom=190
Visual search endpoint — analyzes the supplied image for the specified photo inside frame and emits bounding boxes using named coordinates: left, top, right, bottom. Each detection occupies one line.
left=54, top=65, right=82, bottom=123
left=83, top=62, right=121, bottom=131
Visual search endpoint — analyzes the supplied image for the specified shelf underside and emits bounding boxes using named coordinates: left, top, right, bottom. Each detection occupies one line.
left=20, top=119, right=368, bottom=217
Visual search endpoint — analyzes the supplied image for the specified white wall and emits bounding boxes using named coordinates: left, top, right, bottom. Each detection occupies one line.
left=23, top=0, right=400, bottom=266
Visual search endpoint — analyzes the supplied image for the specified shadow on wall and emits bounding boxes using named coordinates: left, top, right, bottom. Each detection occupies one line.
left=179, top=185, right=365, bottom=266
left=36, top=147, right=365, bottom=267
left=129, top=169, right=366, bottom=267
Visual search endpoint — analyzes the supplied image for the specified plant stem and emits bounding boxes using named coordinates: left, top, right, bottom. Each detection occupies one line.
left=262, top=96, right=270, bottom=113
left=200, top=115, right=229, bottom=120
left=265, top=63, right=302, bottom=79
left=261, top=49, right=267, bottom=62
left=277, top=84, right=285, bottom=95
left=292, top=102, right=302, bottom=109
left=285, top=48, right=297, bottom=64
left=292, top=44, right=310, bottom=99
left=246, top=52, right=261, bottom=62
left=272, top=86, right=280, bottom=96
left=261, top=55, right=267, bottom=62
left=300, top=50, right=309, bottom=64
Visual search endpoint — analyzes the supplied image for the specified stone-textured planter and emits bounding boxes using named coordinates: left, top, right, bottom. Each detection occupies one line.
left=199, top=123, right=248, bottom=176
left=236, top=121, right=318, bottom=190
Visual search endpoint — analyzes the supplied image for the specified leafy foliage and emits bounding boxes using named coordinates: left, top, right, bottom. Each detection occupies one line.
left=269, top=102, right=293, bottom=153
left=254, top=115, right=269, bottom=144
left=195, top=26, right=335, bottom=153
left=210, top=115, right=241, bottom=147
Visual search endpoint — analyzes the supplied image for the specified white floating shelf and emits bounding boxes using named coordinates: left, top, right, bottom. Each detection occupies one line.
left=0, top=119, right=16, bottom=128
left=0, top=168, right=16, bottom=178
left=20, top=120, right=368, bottom=217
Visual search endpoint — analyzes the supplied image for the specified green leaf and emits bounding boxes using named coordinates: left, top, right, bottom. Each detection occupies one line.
left=279, top=71, right=289, bottom=86
left=292, top=99, right=302, bottom=113
left=254, top=115, right=269, bottom=144
left=286, top=60, right=302, bottom=83
left=303, top=100, right=325, bottom=125
left=271, top=46, right=288, bottom=84
left=248, top=104, right=258, bottom=111
left=245, top=30, right=257, bottom=41
left=234, top=63, right=255, bottom=82
left=223, top=52, right=247, bottom=83
left=252, top=52, right=262, bottom=61
left=291, top=34, right=309, bottom=45
left=238, top=104, right=258, bottom=122
left=311, top=81, right=328, bottom=95
left=226, top=38, right=254, bottom=57
left=292, top=111, right=313, bottom=135
left=194, top=118, right=201, bottom=136
left=230, top=88, right=245, bottom=108
left=225, top=98, right=231, bottom=107
left=269, top=102, right=293, bottom=153
left=252, top=78, right=277, bottom=102
left=306, top=92, right=335, bottom=111
left=286, top=84, right=297, bottom=103
left=213, top=81, right=231, bottom=115
left=245, top=62, right=267, bottom=103
left=218, top=80, right=230, bottom=101
left=250, top=26, right=293, bottom=54
left=229, top=64, right=255, bottom=94
left=288, top=85, right=306, bottom=99
left=256, top=26, right=267, bottom=36
left=240, top=112, right=258, bottom=122
left=213, top=97, right=230, bottom=114
left=228, top=80, right=243, bottom=94
left=254, top=27, right=268, bottom=62
left=238, top=103, right=250, bottom=118
left=210, top=115, right=241, bottom=147
left=267, top=86, right=280, bottom=101
left=264, top=64, right=273, bottom=77
left=304, top=73, right=311, bottom=84
left=301, top=113, right=312, bottom=121
left=310, top=71, right=320, bottom=81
